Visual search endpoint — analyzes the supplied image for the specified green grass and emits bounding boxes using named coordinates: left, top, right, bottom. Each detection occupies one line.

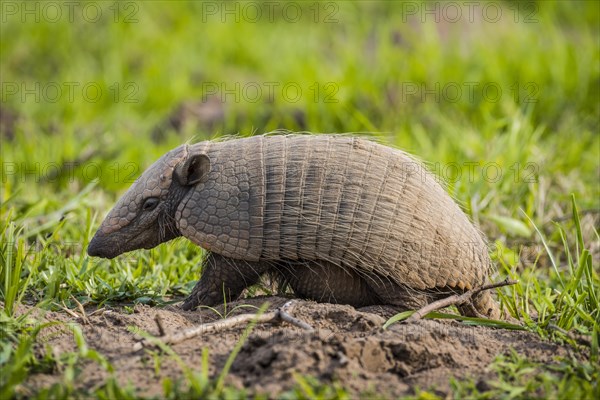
left=448, top=350, right=599, bottom=400
left=1, top=1, right=599, bottom=398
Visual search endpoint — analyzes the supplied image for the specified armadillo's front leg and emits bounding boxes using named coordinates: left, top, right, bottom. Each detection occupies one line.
left=182, top=252, right=273, bottom=310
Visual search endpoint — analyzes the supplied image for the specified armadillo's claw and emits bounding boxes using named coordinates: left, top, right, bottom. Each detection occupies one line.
left=180, top=281, right=219, bottom=311
left=181, top=295, right=199, bottom=311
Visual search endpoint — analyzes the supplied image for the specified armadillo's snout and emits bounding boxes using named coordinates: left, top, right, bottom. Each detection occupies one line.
left=87, top=234, right=103, bottom=258
left=87, top=231, right=117, bottom=259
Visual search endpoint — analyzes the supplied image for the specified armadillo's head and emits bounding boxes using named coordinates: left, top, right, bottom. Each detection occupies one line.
left=87, top=144, right=210, bottom=259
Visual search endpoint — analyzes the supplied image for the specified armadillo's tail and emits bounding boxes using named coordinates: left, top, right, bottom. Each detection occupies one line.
left=458, top=290, right=502, bottom=320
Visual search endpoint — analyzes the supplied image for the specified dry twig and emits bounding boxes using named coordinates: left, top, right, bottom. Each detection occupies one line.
left=133, top=300, right=313, bottom=351
left=405, top=278, right=518, bottom=323
left=70, top=295, right=89, bottom=324
left=88, top=307, right=106, bottom=317
left=57, top=300, right=104, bottom=324
left=58, top=301, right=81, bottom=320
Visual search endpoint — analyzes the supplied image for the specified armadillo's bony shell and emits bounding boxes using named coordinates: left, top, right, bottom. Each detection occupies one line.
left=175, top=135, right=490, bottom=292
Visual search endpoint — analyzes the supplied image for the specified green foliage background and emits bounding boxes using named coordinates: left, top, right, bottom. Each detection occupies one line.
left=0, top=1, right=598, bottom=398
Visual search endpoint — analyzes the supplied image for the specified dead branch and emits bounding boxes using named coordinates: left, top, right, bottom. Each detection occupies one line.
left=58, top=302, right=81, bottom=320
left=405, top=278, right=518, bottom=323
left=57, top=300, right=89, bottom=324
left=70, top=295, right=89, bottom=324
left=88, top=307, right=106, bottom=317
left=133, top=300, right=313, bottom=351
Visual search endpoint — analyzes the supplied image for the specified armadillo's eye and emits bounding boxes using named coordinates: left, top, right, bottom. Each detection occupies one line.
left=142, top=197, right=159, bottom=211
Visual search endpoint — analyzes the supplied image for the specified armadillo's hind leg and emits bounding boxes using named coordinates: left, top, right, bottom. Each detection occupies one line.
left=458, top=291, right=502, bottom=319
left=182, top=252, right=273, bottom=311
left=277, top=260, right=379, bottom=307
left=370, top=278, right=503, bottom=319
left=364, top=276, right=433, bottom=310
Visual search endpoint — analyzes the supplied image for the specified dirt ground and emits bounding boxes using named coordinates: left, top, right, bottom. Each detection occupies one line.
left=19, top=296, right=581, bottom=398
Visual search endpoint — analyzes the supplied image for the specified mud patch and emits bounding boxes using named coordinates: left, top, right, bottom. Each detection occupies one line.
left=19, top=297, right=580, bottom=398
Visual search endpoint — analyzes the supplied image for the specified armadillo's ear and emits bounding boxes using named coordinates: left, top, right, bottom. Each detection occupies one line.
left=175, top=153, right=211, bottom=186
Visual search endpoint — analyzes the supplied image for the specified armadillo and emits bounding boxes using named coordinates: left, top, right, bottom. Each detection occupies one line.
left=88, top=134, right=500, bottom=318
